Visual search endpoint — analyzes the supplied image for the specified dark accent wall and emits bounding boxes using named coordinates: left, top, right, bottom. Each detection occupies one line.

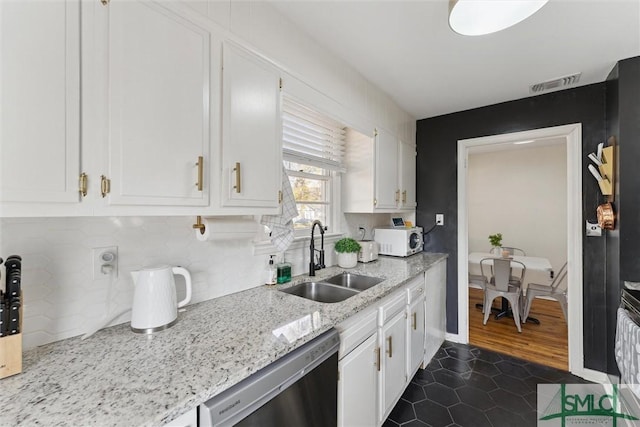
left=605, top=57, right=640, bottom=374
left=416, top=83, right=608, bottom=371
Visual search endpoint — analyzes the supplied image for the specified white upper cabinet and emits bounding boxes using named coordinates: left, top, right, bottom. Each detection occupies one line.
left=399, top=140, right=417, bottom=209
left=0, top=0, right=81, bottom=209
left=220, top=42, right=282, bottom=212
left=343, top=127, right=415, bottom=213
left=101, top=0, right=211, bottom=207
left=374, top=129, right=400, bottom=210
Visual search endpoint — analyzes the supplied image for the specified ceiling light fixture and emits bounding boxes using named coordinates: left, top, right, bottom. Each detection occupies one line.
left=448, top=0, right=549, bottom=36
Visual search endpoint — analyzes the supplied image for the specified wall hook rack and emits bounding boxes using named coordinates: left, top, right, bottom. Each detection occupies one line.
left=587, top=137, right=615, bottom=201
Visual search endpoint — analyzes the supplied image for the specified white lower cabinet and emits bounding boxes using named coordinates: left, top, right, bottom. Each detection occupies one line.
left=337, top=261, right=446, bottom=427
left=407, top=280, right=426, bottom=378
left=380, top=303, right=407, bottom=421
left=424, top=258, right=447, bottom=364
left=338, top=333, right=378, bottom=427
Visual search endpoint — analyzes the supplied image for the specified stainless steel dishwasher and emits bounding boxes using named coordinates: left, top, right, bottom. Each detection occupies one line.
left=199, top=329, right=340, bottom=427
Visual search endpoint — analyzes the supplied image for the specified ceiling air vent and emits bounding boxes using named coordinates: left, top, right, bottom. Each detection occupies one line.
left=530, top=73, right=581, bottom=94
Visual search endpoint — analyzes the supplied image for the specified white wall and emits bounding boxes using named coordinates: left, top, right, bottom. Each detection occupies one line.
left=467, top=144, right=567, bottom=273
left=0, top=0, right=415, bottom=349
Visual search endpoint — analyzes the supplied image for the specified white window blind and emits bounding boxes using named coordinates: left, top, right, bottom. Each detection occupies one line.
left=282, top=97, right=346, bottom=172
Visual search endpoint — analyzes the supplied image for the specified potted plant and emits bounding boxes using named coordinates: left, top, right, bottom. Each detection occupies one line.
left=334, top=237, right=362, bottom=268
left=488, top=233, right=502, bottom=256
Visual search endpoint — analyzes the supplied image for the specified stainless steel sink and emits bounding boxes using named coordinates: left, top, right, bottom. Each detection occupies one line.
left=280, top=281, right=359, bottom=303
left=324, top=272, right=384, bottom=291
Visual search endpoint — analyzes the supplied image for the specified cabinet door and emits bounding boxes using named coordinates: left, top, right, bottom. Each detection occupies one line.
left=105, top=0, right=210, bottom=206
left=407, top=297, right=426, bottom=377
left=338, top=334, right=378, bottom=427
left=163, top=407, right=197, bottom=427
left=399, top=140, right=417, bottom=209
left=380, top=310, right=407, bottom=421
left=425, top=260, right=447, bottom=364
left=0, top=0, right=80, bottom=205
left=374, top=128, right=399, bottom=210
left=221, top=43, right=281, bottom=210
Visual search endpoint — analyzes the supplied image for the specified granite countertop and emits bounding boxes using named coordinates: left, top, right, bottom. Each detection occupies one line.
left=0, top=253, right=447, bottom=426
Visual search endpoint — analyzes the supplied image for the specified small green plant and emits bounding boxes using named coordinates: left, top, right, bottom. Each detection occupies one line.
left=334, top=237, right=362, bottom=253
left=488, top=233, right=503, bottom=247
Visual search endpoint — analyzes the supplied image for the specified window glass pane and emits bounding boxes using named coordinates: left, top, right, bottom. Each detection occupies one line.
left=294, top=204, right=327, bottom=230
left=284, top=161, right=327, bottom=176
left=289, top=175, right=327, bottom=203
left=285, top=160, right=331, bottom=232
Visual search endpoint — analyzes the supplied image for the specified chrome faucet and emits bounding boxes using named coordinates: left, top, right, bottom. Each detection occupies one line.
left=309, top=220, right=326, bottom=276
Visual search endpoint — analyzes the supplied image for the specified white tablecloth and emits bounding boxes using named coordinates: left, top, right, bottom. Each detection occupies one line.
left=468, top=252, right=553, bottom=290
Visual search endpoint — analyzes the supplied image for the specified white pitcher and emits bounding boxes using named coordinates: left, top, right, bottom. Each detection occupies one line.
left=130, top=266, right=192, bottom=333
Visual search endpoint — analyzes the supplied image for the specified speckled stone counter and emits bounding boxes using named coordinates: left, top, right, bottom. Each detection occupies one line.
left=0, top=253, right=447, bottom=426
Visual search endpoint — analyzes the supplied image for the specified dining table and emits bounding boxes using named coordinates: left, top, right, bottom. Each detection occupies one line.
left=468, top=252, right=553, bottom=324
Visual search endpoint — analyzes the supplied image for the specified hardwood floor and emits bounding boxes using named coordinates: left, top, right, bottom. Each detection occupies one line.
left=468, top=286, right=569, bottom=371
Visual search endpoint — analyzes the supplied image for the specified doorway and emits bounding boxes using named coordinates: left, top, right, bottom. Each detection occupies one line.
left=467, top=138, right=568, bottom=369
left=455, top=123, right=594, bottom=380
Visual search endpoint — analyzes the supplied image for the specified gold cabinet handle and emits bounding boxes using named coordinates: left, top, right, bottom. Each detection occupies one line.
left=412, top=312, right=417, bottom=330
left=195, top=156, right=203, bottom=191
left=79, top=173, right=88, bottom=197
left=100, top=175, right=111, bottom=198
left=395, top=190, right=400, bottom=203
left=233, top=162, right=241, bottom=193
left=386, top=336, right=393, bottom=358
left=375, top=347, right=381, bottom=371
left=402, top=190, right=407, bottom=204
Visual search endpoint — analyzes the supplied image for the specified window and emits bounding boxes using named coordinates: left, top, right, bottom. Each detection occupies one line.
left=282, top=97, right=346, bottom=234
left=284, top=161, right=331, bottom=231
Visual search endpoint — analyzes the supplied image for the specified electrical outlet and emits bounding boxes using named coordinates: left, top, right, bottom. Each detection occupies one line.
left=585, top=221, right=601, bottom=237
left=93, top=246, right=118, bottom=279
left=436, top=214, right=444, bottom=226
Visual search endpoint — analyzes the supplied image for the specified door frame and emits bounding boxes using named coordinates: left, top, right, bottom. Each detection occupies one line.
left=455, top=123, right=602, bottom=381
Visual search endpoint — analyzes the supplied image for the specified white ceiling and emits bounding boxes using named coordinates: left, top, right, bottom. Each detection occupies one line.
left=270, top=0, right=640, bottom=120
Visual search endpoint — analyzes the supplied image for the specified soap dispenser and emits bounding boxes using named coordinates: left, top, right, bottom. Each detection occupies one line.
left=266, top=255, right=277, bottom=286
left=277, top=255, right=292, bottom=284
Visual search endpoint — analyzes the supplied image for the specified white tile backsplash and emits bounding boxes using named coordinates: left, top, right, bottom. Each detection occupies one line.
left=0, top=216, right=312, bottom=349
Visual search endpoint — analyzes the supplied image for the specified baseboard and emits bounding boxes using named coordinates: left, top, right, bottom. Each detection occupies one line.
left=572, top=367, right=610, bottom=384
left=444, top=332, right=466, bottom=344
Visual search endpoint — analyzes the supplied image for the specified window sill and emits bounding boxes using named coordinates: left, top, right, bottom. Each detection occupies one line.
left=252, top=232, right=344, bottom=255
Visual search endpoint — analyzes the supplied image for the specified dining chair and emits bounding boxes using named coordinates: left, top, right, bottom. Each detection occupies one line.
left=482, top=258, right=526, bottom=332
left=470, top=261, right=490, bottom=313
left=522, top=262, right=568, bottom=323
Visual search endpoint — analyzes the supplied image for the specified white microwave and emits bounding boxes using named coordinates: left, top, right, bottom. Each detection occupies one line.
left=374, top=226, right=423, bottom=257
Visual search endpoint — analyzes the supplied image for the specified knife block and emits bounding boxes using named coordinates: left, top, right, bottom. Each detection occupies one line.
left=0, top=304, right=22, bottom=379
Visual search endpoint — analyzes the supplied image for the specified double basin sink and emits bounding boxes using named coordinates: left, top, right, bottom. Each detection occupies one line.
left=279, top=272, right=384, bottom=303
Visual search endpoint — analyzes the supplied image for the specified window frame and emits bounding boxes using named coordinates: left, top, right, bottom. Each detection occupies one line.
left=284, top=161, right=339, bottom=237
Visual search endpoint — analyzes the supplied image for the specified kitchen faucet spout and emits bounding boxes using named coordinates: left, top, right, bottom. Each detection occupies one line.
left=309, top=220, right=326, bottom=276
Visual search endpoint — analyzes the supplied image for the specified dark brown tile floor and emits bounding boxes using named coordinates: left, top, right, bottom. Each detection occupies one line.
left=383, top=341, right=590, bottom=427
